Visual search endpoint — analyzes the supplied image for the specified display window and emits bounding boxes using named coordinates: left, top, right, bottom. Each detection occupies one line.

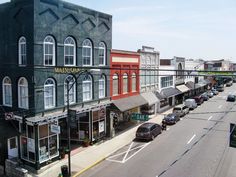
left=92, top=108, right=106, bottom=141
left=77, top=112, right=90, bottom=141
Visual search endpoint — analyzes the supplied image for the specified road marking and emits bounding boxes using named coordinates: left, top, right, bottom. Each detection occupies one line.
left=122, top=142, right=133, bottom=163
left=187, top=134, right=196, bottom=144
left=208, top=116, right=213, bottom=121
left=166, top=128, right=170, bottom=131
left=218, top=105, right=222, bottom=109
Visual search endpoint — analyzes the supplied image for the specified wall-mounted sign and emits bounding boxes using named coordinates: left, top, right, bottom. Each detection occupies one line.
left=27, top=138, right=35, bottom=153
left=5, top=112, right=14, bottom=120
left=54, top=67, right=82, bottom=74
left=50, top=124, right=61, bottom=134
left=99, top=121, right=105, bottom=133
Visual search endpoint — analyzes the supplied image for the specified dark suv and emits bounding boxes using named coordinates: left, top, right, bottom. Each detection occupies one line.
left=136, top=123, right=162, bottom=141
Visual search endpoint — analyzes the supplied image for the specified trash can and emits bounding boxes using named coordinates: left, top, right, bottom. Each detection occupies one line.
left=61, top=165, right=69, bottom=177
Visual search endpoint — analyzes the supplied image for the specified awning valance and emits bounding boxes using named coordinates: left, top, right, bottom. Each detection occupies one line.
left=176, top=85, right=190, bottom=93
left=141, top=92, right=160, bottom=106
left=112, top=95, right=148, bottom=112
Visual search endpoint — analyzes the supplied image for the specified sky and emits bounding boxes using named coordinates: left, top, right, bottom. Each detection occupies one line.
left=1, top=0, right=236, bottom=61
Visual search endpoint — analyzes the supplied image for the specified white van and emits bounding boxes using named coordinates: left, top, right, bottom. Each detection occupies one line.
left=173, top=104, right=189, bottom=117
left=184, top=99, right=197, bottom=110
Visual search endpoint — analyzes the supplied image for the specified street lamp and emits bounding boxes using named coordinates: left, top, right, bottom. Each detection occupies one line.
left=65, top=69, right=89, bottom=177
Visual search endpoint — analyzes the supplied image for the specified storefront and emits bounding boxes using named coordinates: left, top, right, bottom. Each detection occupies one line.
left=110, top=95, right=147, bottom=134
left=141, top=92, right=160, bottom=115
left=160, top=87, right=182, bottom=107
left=176, top=84, right=190, bottom=104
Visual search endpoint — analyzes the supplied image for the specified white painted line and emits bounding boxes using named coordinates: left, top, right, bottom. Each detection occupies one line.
left=218, top=105, right=222, bottom=109
left=122, top=142, right=133, bottom=163
left=167, top=128, right=170, bottom=131
left=123, top=143, right=150, bottom=163
left=208, top=116, right=213, bottom=121
left=187, top=134, right=196, bottom=144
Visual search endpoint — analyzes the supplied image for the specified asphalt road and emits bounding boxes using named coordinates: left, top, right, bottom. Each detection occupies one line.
left=80, top=85, right=236, bottom=177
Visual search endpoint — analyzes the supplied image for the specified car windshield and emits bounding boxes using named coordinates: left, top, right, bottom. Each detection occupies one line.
left=137, top=127, right=149, bottom=132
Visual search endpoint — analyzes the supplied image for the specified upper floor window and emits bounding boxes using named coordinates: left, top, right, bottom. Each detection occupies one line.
left=64, top=75, right=76, bottom=105
left=161, top=76, right=173, bottom=88
left=64, top=37, right=76, bottom=66
left=123, top=73, right=128, bottom=93
left=82, top=39, right=92, bottom=66
left=131, top=73, right=137, bottom=92
left=18, top=77, right=28, bottom=109
left=44, top=78, right=56, bottom=109
left=18, top=37, right=27, bottom=66
left=44, top=36, right=55, bottom=66
left=99, top=75, right=106, bottom=99
left=112, top=73, right=119, bottom=96
left=82, top=75, right=92, bottom=101
left=98, top=42, right=106, bottom=65
left=2, top=77, right=12, bottom=106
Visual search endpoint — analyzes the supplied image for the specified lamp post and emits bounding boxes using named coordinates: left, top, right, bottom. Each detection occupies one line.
left=65, top=69, right=88, bottom=177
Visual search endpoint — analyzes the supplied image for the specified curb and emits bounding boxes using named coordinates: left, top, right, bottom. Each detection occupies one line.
left=72, top=157, right=106, bottom=177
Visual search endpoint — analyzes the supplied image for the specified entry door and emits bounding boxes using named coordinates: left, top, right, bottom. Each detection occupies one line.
left=8, top=137, right=18, bottom=159
left=168, top=97, right=173, bottom=106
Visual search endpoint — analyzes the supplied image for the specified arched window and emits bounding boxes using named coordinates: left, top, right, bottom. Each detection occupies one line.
left=18, top=77, right=28, bottom=109
left=2, top=77, right=12, bottom=106
left=82, top=39, right=92, bottom=66
left=64, top=37, right=76, bottom=66
left=99, top=75, right=106, bottom=98
left=99, top=42, right=106, bottom=65
left=18, top=37, right=27, bottom=66
left=44, top=36, right=55, bottom=66
left=44, top=78, right=56, bottom=109
left=123, top=73, right=128, bottom=93
left=112, top=73, right=119, bottom=96
left=82, top=75, right=92, bottom=101
left=64, top=75, right=76, bottom=105
left=132, top=73, right=137, bottom=92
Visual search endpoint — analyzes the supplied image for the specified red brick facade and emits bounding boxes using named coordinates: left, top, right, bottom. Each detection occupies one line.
left=110, top=49, right=140, bottom=100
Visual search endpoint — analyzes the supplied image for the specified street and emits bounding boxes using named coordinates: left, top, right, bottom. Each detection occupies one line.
left=80, top=84, right=236, bottom=177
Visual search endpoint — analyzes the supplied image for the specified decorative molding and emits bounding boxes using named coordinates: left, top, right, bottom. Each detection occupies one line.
left=82, top=18, right=96, bottom=31
left=39, top=8, right=59, bottom=24
left=62, top=14, right=79, bottom=26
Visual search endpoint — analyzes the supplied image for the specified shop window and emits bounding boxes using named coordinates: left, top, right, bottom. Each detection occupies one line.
left=77, top=112, right=90, bottom=141
left=160, top=98, right=168, bottom=108
left=92, top=108, right=106, bottom=141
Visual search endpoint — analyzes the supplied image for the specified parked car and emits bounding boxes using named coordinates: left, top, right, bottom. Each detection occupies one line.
left=136, top=122, right=162, bottom=141
left=227, top=94, right=236, bottom=102
left=173, top=104, right=189, bottom=117
left=184, top=99, right=198, bottom=110
left=211, top=89, right=219, bottom=95
left=207, top=91, right=214, bottom=98
left=201, top=93, right=209, bottom=101
left=193, top=95, right=204, bottom=105
left=226, top=81, right=233, bottom=87
left=216, top=85, right=224, bottom=92
left=162, top=113, right=180, bottom=125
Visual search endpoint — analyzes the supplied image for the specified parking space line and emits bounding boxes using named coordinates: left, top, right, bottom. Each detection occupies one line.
left=122, top=142, right=134, bottom=163
left=218, top=105, right=222, bottom=109
left=208, top=116, right=213, bottom=121
left=187, top=134, right=196, bottom=144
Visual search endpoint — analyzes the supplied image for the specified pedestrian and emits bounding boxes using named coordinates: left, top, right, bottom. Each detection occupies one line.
left=162, top=121, right=167, bottom=131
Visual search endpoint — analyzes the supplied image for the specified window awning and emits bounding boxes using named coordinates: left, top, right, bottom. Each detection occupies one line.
left=186, top=81, right=201, bottom=90
left=154, top=91, right=167, bottom=100
left=141, top=92, right=160, bottom=106
left=176, top=85, right=190, bottom=93
left=112, top=95, right=148, bottom=112
left=161, top=87, right=182, bottom=98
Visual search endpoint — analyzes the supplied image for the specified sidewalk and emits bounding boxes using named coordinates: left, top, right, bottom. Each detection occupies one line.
left=34, top=109, right=172, bottom=177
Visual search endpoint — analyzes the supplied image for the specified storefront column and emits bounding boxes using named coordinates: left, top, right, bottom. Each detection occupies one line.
left=34, top=125, right=40, bottom=170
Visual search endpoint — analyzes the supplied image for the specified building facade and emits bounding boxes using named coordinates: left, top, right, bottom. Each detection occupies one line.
left=0, top=0, right=112, bottom=171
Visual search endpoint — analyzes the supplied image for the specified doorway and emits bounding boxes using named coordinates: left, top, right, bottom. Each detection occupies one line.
left=7, top=137, right=18, bottom=159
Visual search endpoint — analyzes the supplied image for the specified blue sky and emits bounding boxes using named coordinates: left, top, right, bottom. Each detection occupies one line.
left=1, top=0, right=236, bottom=61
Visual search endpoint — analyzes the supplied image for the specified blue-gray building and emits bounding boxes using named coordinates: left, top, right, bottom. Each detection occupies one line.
left=0, top=0, right=112, bottom=171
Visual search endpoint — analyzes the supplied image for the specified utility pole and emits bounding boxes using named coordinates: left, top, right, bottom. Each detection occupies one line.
left=66, top=80, right=71, bottom=177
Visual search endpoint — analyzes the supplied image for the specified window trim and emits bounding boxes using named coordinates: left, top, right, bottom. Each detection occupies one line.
left=112, top=73, right=119, bottom=96
left=64, top=37, right=76, bottom=66
left=82, top=75, right=92, bottom=102
left=82, top=39, right=92, bottom=66
left=18, top=36, right=27, bottom=66
left=98, top=42, right=106, bottom=66
left=64, top=75, right=76, bottom=105
left=131, top=73, right=137, bottom=92
left=2, top=76, right=12, bottom=107
left=44, top=36, right=56, bottom=66
left=123, top=73, right=128, bottom=94
left=98, top=75, right=106, bottom=99
left=44, top=78, right=56, bottom=109
left=18, top=77, right=29, bottom=109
